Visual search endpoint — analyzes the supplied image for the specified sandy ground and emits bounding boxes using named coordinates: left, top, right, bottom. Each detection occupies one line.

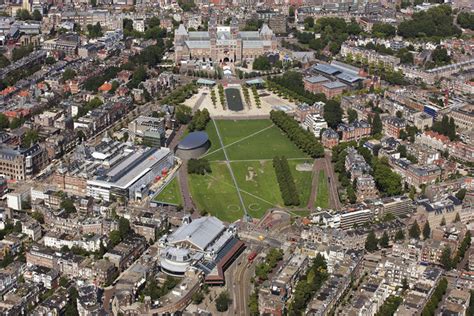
left=184, top=86, right=297, bottom=118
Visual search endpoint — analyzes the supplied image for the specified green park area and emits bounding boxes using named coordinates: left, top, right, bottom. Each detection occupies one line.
left=314, top=171, right=329, bottom=209
left=153, top=177, right=183, bottom=206
left=188, top=119, right=313, bottom=222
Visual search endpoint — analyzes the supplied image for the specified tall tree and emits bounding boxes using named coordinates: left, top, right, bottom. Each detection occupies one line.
left=440, top=245, right=452, bottom=270
left=440, top=216, right=446, bottom=226
left=379, top=232, right=389, bottom=248
left=372, top=113, right=383, bottom=135
left=422, top=221, right=431, bottom=240
left=409, top=220, right=421, bottom=240
left=365, top=231, right=378, bottom=252
left=395, top=229, right=405, bottom=241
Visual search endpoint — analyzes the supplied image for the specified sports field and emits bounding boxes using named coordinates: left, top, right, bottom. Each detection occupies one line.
left=188, top=119, right=313, bottom=222
left=154, top=177, right=183, bottom=206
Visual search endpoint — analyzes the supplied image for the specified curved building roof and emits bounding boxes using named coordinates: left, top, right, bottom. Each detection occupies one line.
left=177, top=131, right=209, bottom=150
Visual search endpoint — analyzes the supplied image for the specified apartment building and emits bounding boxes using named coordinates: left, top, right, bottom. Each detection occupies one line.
left=337, top=120, right=371, bottom=142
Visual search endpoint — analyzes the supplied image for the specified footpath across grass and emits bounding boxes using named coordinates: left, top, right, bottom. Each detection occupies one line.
left=314, top=171, right=329, bottom=209
left=187, top=119, right=313, bottom=222
left=154, top=177, right=183, bottom=206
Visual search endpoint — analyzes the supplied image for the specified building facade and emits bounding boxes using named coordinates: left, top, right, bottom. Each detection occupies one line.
left=174, top=17, right=277, bottom=63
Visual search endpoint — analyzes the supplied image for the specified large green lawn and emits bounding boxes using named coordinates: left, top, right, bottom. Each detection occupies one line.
left=154, top=177, right=183, bottom=206
left=231, top=160, right=283, bottom=219
left=187, top=119, right=312, bottom=222
left=216, top=120, right=309, bottom=161
left=314, top=171, right=329, bottom=209
left=188, top=162, right=244, bottom=222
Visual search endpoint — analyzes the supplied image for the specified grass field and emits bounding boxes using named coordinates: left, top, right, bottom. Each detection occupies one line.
left=154, top=177, right=183, bottom=206
left=231, top=160, right=283, bottom=218
left=314, top=171, right=329, bottom=209
left=188, top=162, right=244, bottom=222
left=289, top=160, right=313, bottom=208
left=188, top=119, right=313, bottom=222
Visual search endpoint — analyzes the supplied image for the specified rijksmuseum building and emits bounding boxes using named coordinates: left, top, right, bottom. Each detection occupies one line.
left=174, top=17, right=277, bottom=64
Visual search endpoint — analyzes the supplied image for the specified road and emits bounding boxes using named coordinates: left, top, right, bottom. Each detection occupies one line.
left=322, top=152, right=342, bottom=210
left=225, top=248, right=257, bottom=315
left=212, top=118, right=248, bottom=218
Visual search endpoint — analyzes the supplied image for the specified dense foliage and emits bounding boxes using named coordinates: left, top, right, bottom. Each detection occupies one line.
left=187, top=159, right=211, bottom=175
left=161, top=83, right=197, bottom=105
left=409, top=220, right=421, bottom=239
left=270, top=110, right=324, bottom=158
left=372, top=23, right=396, bottom=38
left=215, top=291, right=231, bottom=312
left=431, top=115, right=456, bottom=141
left=83, top=66, right=120, bottom=91
left=87, top=23, right=103, bottom=38
left=375, top=296, right=403, bottom=316
left=255, top=248, right=283, bottom=281
left=273, top=156, right=300, bottom=206
left=267, top=72, right=326, bottom=104
left=397, top=5, right=461, bottom=39
left=372, top=157, right=403, bottom=196
left=457, top=12, right=474, bottom=30
left=365, top=230, right=378, bottom=252
left=188, top=109, right=210, bottom=132
left=323, top=100, right=343, bottom=128
left=296, top=17, right=361, bottom=54
left=252, top=55, right=272, bottom=71
left=287, top=254, right=328, bottom=314
left=421, top=278, right=448, bottom=316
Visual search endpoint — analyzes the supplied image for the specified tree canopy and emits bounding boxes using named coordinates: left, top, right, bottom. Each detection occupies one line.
left=397, top=5, right=461, bottom=39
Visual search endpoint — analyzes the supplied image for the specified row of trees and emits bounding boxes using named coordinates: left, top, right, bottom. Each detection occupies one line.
left=421, top=278, right=448, bottom=316
left=287, top=254, right=328, bottom=314
left=441, top=231, right=471, bottom=271
left=273, top=156, right=300, bottom=206
left=267, top=72, right=327, bottom=105
left=188, top=159, right=211, bottom=175
left=251, top=86, right=261, bottom=109
left=242, top=85, right=251, bottom=108
left=210, top=89, right=217, bottom=108
left=217, top=84, right=226, bottom=110
left=188, top=109, right=210, bottom=132
left=255, top=248, right=283, bottom=281
left=270, top=110, right=324, bottom=158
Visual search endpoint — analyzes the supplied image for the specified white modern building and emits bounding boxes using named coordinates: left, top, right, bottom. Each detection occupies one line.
left=304, top=114, right=328, bottom=138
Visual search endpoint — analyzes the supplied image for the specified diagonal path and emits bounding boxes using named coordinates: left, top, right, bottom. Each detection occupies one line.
left=201, top=123, right=275, bottom=158
left=212, top=119, right=248, bottom=217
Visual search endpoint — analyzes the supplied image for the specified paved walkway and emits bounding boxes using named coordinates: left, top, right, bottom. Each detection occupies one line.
left=192, top=92, right=208, bottom=112
left=170, top=125, right=197, bottom=211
